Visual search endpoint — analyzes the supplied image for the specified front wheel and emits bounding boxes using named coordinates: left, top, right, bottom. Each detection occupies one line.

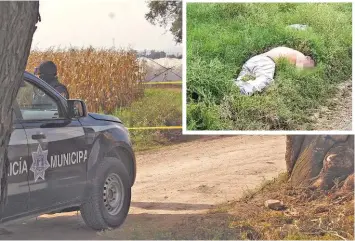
left=80, top=157, right=131, bottom=230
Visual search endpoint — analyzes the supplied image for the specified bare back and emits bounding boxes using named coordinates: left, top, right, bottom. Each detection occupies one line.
left=264, top=47, right=308, bottom=68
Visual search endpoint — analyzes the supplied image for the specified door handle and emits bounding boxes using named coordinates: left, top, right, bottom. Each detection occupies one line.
left=32, top=133, right=46, bottom=140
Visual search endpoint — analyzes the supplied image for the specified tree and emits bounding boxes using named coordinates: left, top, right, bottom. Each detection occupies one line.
left=145, top=1, right=182, bottom=44
left=285, top=135, right=354, bottom=193
left=0, top=2, right=40, bottom=211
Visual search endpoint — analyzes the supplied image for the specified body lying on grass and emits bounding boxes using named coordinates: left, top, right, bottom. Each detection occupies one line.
left=235, top=46, right=316, bottom=95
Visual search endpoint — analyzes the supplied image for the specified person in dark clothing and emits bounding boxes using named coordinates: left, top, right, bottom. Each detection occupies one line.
left=34, top=61, right=69, bottom=99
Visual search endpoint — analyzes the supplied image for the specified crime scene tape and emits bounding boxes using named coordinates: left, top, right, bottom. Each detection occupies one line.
left=127, top=126, right=182, bottom=130
left=143, top=81, right=182, bottom=85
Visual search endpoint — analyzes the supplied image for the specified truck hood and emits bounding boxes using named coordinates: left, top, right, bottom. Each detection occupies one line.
left=88, top=113, right=122, bottom=124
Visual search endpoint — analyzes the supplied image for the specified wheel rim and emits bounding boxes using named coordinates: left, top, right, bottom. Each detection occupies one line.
left=103, top=173, right=124, bottom=216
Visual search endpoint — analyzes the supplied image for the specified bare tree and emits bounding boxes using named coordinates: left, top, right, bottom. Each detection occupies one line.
left=285, top=135, right=354, bottom=192
left=0, top=1, right=40, bottom=211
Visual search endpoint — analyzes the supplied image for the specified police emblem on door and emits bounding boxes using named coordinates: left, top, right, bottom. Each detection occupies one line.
left=30, top=144, right=50, bottom=182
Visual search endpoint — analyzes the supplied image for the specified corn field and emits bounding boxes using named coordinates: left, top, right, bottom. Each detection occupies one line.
left=26, top=48, right=145, bottom=113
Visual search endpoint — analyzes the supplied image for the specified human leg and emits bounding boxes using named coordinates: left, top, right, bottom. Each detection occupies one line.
left=238, top=56, right=275, bottom=95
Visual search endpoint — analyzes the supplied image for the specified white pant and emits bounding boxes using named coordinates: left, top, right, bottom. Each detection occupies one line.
left=235, top=54, right=276, bottom=96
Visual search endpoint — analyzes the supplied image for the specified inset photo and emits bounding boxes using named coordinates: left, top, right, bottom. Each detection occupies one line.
left=185, top=2, right=352, bottom=131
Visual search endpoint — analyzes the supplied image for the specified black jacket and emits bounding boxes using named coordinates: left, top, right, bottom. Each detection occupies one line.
left=40, top=75, right=69, bottom=99
left=37, top=61, right=69, bottom=99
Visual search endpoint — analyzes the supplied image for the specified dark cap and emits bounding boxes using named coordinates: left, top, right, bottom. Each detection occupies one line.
left=38, top=61, right=57, bottom=76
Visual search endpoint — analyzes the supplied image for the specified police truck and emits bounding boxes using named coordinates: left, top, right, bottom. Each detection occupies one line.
left=1, top=71, right=136, bottom=230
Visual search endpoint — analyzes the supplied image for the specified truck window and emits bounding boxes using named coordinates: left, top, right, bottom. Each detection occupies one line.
left=16, top=80, right=63, bottom=120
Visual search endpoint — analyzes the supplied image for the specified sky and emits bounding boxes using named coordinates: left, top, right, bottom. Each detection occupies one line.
left=31, top=0, right=181, bottom=53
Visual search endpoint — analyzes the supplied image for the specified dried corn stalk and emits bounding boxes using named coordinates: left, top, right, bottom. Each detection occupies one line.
left=26, top=48, right=145, bottom=113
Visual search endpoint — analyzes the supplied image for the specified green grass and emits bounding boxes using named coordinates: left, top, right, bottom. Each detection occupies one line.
left=113, top=88, right=182, bottom=151
left=187, top=3, right=352, bottom=130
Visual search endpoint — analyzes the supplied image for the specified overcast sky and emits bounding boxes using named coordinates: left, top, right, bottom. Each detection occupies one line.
left=31, top=0, right=181, bottom=53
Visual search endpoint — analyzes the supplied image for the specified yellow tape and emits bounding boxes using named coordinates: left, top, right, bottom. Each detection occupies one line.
left=127, top=126, right=182, bottom=130
left=143, top=81, right=182, bottom=85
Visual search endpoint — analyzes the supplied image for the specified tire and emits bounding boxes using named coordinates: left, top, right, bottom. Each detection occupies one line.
left=80, top=157, right=131, bottom=230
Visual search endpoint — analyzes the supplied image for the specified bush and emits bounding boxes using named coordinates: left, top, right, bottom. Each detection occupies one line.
left=187, top=3, right=352, bottom=130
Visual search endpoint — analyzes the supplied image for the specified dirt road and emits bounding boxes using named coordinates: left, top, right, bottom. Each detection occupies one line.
left=313, top=80, right=352, bottom=130
left=0, top=136, right=286, bottom=239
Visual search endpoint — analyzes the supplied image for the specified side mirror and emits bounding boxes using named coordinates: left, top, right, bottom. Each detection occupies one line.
left=67, top=99, right=88, bottom=118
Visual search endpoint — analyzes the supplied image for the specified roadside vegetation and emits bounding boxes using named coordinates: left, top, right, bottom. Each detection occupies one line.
left=27, top=49, right=183, bottom=151
left=114, top=88, right=183, bottom=151
left=220, top=173, right=354, bottom=240
left=186, top=3, right=352, bottom=130
left=103, top=173, right=353, bottom=240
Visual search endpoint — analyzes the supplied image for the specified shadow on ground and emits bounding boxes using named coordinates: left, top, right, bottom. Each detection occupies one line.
left=0, top=202, right=253, bottom=240
left=131, top=201, right=213, bottom=211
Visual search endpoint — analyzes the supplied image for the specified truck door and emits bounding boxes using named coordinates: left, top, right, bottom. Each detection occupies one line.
left=0, top=104, right=30, bottom=221
left=16, top=79, right=88, bottom=213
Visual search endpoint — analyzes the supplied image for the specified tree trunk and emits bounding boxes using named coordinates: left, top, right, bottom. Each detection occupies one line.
left=286, top=135, right=354, bottom=191
left=0, top=2, right=39, bottom=212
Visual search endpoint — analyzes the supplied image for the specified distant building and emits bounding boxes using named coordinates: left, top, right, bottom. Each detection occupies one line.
left=138, top=57, right=182, bottom=82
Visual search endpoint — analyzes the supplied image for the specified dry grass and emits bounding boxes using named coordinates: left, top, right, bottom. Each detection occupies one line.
left=122, top=173, right=354, bottom=240
left=26, top=48, right=145, bottom=113
left=220, top=173, right=354, bottom=240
